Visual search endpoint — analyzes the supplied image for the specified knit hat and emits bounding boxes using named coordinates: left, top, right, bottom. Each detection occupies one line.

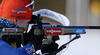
left=0, top=0, right=33, bottom=20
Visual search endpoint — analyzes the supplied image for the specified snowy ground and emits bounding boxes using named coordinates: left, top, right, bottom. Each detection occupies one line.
left=61, top=29, right=100, bottom=55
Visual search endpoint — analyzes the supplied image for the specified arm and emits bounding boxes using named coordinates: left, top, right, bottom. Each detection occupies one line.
left=0, top=38, right=34, bottom=55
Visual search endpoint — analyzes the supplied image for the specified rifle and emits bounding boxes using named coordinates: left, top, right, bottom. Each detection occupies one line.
left=25, top=14, right=100, bottom=55
left=0, top=28, right=24, bottom=47
left=0, top=14, right=100, bottom=55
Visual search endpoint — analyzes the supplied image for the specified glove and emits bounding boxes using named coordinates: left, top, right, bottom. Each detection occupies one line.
left=25, top=24, right=44, bottom=51
left=24, top=32, right=44, bottom=51
left=0, top=38, right=34, bottom=55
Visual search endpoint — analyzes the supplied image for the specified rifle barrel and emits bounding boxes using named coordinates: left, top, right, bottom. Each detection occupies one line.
left=56, top=26, right=100, bottom=29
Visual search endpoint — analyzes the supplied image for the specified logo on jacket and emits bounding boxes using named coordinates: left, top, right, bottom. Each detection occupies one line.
left=26, top=45, right=35, bottom=54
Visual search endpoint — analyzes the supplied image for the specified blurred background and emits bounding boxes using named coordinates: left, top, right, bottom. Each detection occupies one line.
left=0, top=0, right=100, bottom=55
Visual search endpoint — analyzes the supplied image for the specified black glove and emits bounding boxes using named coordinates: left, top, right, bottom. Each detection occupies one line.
left=24, top=25, right=44, bottom=51
left=28, top=35, right=44, bottom=51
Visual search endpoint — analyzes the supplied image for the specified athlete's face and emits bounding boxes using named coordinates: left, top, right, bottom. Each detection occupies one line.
left=14, top=20, right=30, bottom=30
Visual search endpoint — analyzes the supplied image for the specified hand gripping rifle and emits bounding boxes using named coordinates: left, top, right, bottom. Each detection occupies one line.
left=25, top=14, right=100, bottom=55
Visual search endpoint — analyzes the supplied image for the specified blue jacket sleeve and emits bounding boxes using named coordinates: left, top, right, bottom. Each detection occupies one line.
left=0, top=38, right=34, bottom=55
